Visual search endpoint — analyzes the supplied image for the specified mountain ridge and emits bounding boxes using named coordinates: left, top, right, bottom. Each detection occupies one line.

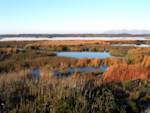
left=103, top=29, right=150, bottom=34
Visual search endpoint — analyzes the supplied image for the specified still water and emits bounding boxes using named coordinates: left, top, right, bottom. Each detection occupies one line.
left=53, top=65, right=107, bottom=77
left=31, top=65, right=107, bottom=78
left=56, top=52, right=111, bottom=59
left=112, top=44, right=150, bottom=47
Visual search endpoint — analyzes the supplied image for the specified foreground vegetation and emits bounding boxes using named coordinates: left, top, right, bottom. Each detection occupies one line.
left=0, top=72, right=150, bottom=113
left=0, top=40, right=150, bottom=113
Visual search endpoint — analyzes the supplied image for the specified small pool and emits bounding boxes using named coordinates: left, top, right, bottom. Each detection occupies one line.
left=56, top=52, right=111, bottom=59
left=31, top=68, right=40, bottom=80
left=52, top=65, right=107, bottom=77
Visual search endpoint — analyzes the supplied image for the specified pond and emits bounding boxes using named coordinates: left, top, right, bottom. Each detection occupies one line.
left=30, top=65, right=107, bottom=78
left=56, top=52, right=111, bottom=59
left=52, top=65, right=107, bottom=77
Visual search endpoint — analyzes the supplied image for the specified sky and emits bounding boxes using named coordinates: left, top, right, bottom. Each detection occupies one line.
left=0, top=0, right=150, bottom=34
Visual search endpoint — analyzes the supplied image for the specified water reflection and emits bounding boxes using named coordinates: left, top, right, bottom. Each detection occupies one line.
left=30, top=65, right=107, bottom=78
left=31, top=67, right=40, bottom=80
left=52, top=65, right=107, bottom=77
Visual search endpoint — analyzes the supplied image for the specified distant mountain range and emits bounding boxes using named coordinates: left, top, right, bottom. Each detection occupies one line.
left=0, top=30, right=150, bottom=38
left=103, top=30, right=150, bottom=34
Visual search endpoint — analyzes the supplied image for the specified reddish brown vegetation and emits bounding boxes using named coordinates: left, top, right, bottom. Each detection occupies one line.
left=32, top=40, right=110, bottom=47
left=104, top=57, right=126, bottom=66
left=25, top=40, right=150, bottom=47
left=103, top=64, right=150, bottom=82
left=76, top=58, right=102, bottom=67
left=142, top=56, right=150, bottom=68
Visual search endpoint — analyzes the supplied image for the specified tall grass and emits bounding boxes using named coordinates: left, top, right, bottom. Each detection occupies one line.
left=0, top=71, right=149, bottom=113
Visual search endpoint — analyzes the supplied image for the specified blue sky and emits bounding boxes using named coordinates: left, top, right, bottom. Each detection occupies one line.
left=0, top=0, right=150, bottom=34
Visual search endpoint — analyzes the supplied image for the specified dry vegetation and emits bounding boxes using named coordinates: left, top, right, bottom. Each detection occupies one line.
left=23, top=40, right=150, bottom=46
left=0, top=71, right=150, bottom=113
left=103, top=64, right=150, bottom=82
left=0, top=40, right=150, bottom=113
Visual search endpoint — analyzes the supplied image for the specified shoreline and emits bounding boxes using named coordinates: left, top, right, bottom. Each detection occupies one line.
left=0, top=37, right=150, bottom=41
